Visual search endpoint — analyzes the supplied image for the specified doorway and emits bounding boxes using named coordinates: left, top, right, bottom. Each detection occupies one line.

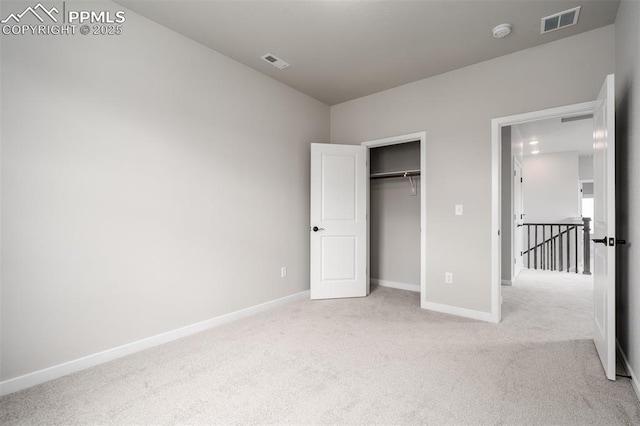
left=504, top=115, right=595, bottom=278
left=367, top=141, right=421, bottom=293
left=492, top=101, right=597, bottom=322
left=362, top=132, right=427, bottom=305
left=309, top=132, right=426, bottom=304
left=492, top=74, right=616, bottom=380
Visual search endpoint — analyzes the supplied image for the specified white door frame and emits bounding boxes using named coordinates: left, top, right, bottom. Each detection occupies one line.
left=361, top=132, right=427, bottom=305
left=491, top=101, right=596, bottom=323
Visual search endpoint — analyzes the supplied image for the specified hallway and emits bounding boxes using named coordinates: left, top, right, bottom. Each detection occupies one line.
left=502, top=269, right=593, bottom=341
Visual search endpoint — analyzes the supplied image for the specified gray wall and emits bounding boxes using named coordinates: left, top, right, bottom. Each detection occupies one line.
left=370, top=143, right=421, bottom=286
left=512, top=125, right=525, bottom=164
left=522, top=151, right=581, bottom=223
left=501, top=127, right=512, bottom=282
left=501, top=125, right=525, bottom=283
left=614, top=0, right=640, bottom=390
left=579, top=155, right=595, bottom=180
left=0, top=2, right=329, bottom=380
left=331, top=26, right=615, bottom=314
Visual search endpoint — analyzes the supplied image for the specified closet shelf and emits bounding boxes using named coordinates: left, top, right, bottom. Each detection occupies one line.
left=370, top=169, right=420, bottom=179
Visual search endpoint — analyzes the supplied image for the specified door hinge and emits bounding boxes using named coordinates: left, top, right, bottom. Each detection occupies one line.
left=520, top=177, right=523, bottom=183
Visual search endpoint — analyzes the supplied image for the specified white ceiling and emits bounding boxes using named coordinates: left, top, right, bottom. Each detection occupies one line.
left=515, top=115, right=594, bottom=157
left=116, top=0, right=620, bottom=105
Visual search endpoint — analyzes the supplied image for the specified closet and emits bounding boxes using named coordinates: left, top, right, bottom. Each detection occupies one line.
left=369, top=141, right=421, bottom=292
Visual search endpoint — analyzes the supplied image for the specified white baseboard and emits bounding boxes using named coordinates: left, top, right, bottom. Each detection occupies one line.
left=0, top=290, right=310, bottom=397
left=501, top=279, right=512, bottom=286
left=371, top=278, right=420, bottom=293
left=617, top=339, right=640, bottom=402
left=423, top=301, right=495, bottom=323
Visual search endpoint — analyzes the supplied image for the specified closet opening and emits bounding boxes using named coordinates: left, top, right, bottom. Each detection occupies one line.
left=361, top=133, right=426, bottom=307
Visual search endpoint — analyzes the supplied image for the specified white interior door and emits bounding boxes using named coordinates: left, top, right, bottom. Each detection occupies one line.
left=513, top=160, right=524, bottom=277
left=592, top=74, right=616, bottom=380
left=310, top=143, right=368, bottom=299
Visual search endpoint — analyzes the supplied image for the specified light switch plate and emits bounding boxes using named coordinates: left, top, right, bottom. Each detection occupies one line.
left=455, top=204, right=463, bottom=215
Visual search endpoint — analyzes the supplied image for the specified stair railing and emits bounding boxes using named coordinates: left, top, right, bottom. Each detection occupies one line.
left=521, top=218, right=591, bottom=274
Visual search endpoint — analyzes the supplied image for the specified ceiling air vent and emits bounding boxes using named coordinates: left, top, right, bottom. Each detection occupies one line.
left=261, top=53, right=290, bottom=70
left=541, top=6, right=581, bottom=34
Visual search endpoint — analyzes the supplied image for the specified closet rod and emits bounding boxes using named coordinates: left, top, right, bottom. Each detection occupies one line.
left=370, top=169, right=421, bottom=179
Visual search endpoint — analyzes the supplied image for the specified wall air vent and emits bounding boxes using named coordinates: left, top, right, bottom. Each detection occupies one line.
left=541, top=6, right=581, bottom=34
left=261, top=53, right=290, bottom=70
left=561, top=114, right=593, bottom=123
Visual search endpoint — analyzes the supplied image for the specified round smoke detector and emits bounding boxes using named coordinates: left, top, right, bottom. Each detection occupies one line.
left=492, top=23, right=512, bottom=39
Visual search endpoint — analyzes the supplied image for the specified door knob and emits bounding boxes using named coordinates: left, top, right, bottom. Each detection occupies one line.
left=592, top=237, right=608, bottom=245
left=311, top=226, right=325, bottom=232
left=617, top=239, right=627, bottom=245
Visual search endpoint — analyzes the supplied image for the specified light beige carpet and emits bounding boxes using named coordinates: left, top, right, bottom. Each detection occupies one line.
left=1, top=270, right=639, bottom=424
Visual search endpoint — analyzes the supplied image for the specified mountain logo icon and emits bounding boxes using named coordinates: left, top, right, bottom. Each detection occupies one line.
left=1, top=3, right=59, bottom=24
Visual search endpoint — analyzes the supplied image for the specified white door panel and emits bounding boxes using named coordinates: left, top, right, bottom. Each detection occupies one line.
left=321, top=236, right=357, bottom=280
left=310, top=143, right=368, bottom=300
left=513, top=161, right=524, bottom=276
left=592, top=74, right=616, bottom=381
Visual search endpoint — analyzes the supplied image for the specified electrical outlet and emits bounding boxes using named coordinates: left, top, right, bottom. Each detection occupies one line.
left=280, top=266, right=287, bottom=278
left=445, top=272, right=453, bottom=284
left=455, top=204, right=463, bottom=216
